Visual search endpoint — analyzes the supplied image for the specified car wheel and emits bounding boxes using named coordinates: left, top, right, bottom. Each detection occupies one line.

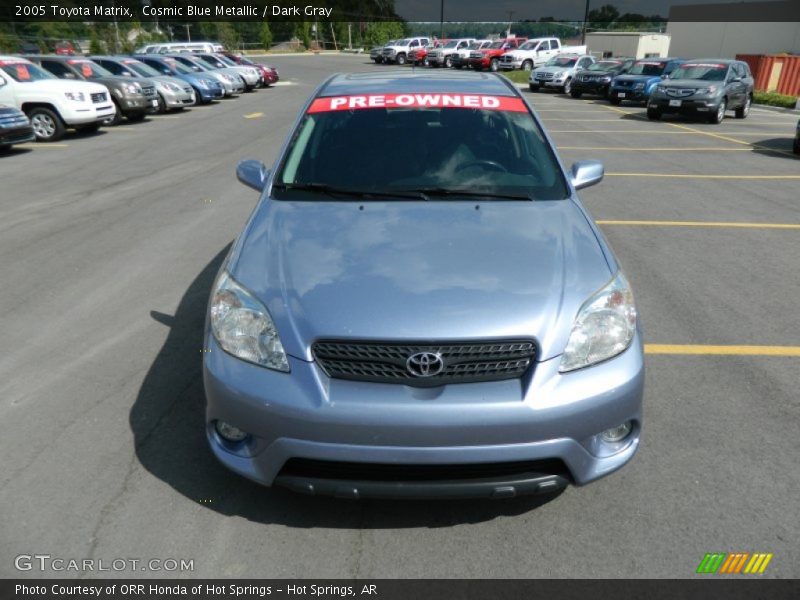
left=27, top=107, right=65, bottom=142
left=794, top=138, right=800, bottom=155
left=396, top=54, right=406, bottom=66
left=156, top=93, right=167, bottom=113
left=127, top=112, right=146, bottom=123
left=609, top=97, right=621, bottom=106
left=522, top=60, right=533, bottom=71
left=490, top=59, right=499, bottom=72
left=423, top=57, right=430, bottom=67
left=562, top=78, right=572, bottom=95
left=105, top=101, right=123, bottom=125
left=444, top=57, right=452, bottom=68
left=372, top=58, right=381, bottom=64
left=570, top=90, right=583, bottom=98
left=529, top=84, right=539, bottom=93
left=646, top=106, right=662, bottom=120
left=710, top=99, right=727, bottom=124
left=735, top=95, right=751, bottom=119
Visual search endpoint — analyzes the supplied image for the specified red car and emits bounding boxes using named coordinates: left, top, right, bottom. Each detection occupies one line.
left=54, top=41, right=77, bottom=56
left=221, top=52, right=279, bottom=86
left=409, top=40, right=447, bottom=67
left=469, top=38, right=528, bottom=71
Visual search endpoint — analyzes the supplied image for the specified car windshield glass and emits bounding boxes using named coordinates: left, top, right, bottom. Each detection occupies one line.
left=183, top=57, right=212, bottom=70
left=68, top=60, right=113, bottom=78
left=628, top=61, right=665, bottom=75
left=588, top=61, right=621, bottom=71
left=670, top=63, right=728, bottom=80
left=124, top=61, right=160, bottom=77
left=215, top=55, right=236, bottom=66
left=275, top=96, right=568, bottom=201
left=0, top=61, right=53, bottom=81
left=394, top=39, right=410, bottom=46
left=163, top=59, right=194, bottom=75
left=443, top=41, right=458, bottom=48
left=519, top=41, right=538, bottom=50
left=546, top=57, right=578, bottom=67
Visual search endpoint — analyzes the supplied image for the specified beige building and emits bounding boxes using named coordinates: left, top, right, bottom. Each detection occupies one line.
left=585, top=32, right=671, bottom=59
left=666, top=2, right=800, bottom=58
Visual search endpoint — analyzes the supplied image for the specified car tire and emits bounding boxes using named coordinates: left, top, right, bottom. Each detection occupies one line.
left=156, top=93, right=167, bottom=113
left=444, top=57, right=452, bottom=68
left=423, top=57, right=430, bottom=67
left=106, top=101, right=123, bottom=126
left=562, top=78, right=572, bottom=95
left=372, top=58, right=381, bottom=64
left=646, top=107, right=662, bottom=120
left=794, top=138, right=800, bottom=155
left=529, top=84, right=540, bottom=93
left=609, top=97, right=621, bottom=106
left=710, top=99, right=726, bottom=124
left=522, top=60, right=533, bottom=71
left=127, top=112, right=146, bottom=123
left=396, top=54, right=406, bottom=66
left=27, top=107, right=66, bottom=142
left=735, top=95, right=751, bottom=119
left=570, top=90, right=583, bottom=98
left=490, top=59, right=499, bottom=72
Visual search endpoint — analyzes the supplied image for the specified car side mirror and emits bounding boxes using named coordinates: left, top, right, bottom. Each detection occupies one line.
left=729, top=76, right=742, bottom=83
left=236, top=159, right=269, bottom=192
left=570, top=160, right=604, bottom=191
left=0, top=76, right=5, bottom=87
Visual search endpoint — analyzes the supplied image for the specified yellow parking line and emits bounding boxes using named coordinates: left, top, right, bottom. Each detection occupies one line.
left=597, top=220, right=800, bottom=229
left=606, top=173, right=800, bottom=179
left=646, top=345, right=800, bottom=356
left=15, top=143, right=68, bottom=148
left=543, top=118, right=645, bottom=122
left=244, top=112, right=264, bottom=119
left=559, top=146, right=750, bottom=152
left=549, top=130, right=700, bottom=134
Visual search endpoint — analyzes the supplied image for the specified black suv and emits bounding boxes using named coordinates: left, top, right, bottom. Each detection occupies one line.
left=647, top=59, right=754, bottom=124
left=570, top=58, right=635, bottom=99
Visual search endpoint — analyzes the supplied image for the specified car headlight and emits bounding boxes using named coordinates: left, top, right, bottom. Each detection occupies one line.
left=634, top=82, right=645, bottom=90
left=210, top=271, right=290, bottom=372
left=123, top=83, right=141, bottom=95
left=165, top=82, right=181, bottom=92
left=197, top=78, right=210, bottom=88
left=559, top=272, right=637, bottom=373
left=64, top=92, right=85, bottom=102
left=696, top=86, right=718, bottom=95
left=554, top=71, right=564, bottom=78
left=599, top=76, right=612, bottom=82
left=655, top=85, right=666, bottom=93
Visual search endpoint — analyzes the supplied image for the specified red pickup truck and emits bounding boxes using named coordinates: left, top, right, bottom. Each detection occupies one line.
left=409, top=40, right=447, bottom=67
left=468, top=38, right=528, bottom=71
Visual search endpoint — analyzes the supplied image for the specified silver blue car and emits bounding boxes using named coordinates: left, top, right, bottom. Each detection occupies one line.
left=204, top=72, right=645, bottom=499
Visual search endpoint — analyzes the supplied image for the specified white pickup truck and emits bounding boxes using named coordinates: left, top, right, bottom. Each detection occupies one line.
left=498, top=38, right=588, bottom=71
left=426, top=39, right=478, bottom=68
left=382, top=37, right=431, bottom=65
left=0, top=56, right=116, bottom=141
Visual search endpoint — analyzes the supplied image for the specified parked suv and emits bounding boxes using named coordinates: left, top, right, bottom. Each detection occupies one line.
left=609, top=58, right=684, bottom=106
left=529, top=54, right=596, bottom=94
left=499, top=38, right=587, bottom=71
left=382, top=37, right=431, bottom=65
left=570, top=58, right=635, bottom=98
left=794, top=119, right=800, bottom=155
left=0, top=104, right=35, bottom=150
left=0, top=56, right=115, bottom=141
left=647, top=59, right=754, bottom=124
left=468, top=38, right=528, bottom=71
left=30, top=56, right=156, bottom=125
left=427, top=39, right=476, bottom=68
left=91, top=56, right=196, bottom=112
left=134, top=55, right=224, bottom=104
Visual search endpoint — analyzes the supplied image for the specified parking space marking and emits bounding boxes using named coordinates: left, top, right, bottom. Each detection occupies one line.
left=244, top=112, right=264, bottom=119
left=645, top=344, right=800, bottom=356
left=606, top=173, right=800, bottom=179
left=597, top=220, right=800, bottom=229
left=15, top=143, right=68, bottom=148
left=549, top=130, right=701, bottom=134
left=559, top=146, right=750, bottom=152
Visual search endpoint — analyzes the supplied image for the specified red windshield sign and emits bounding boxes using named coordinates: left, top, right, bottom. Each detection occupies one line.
left=307, top=93, right=527, bottom=113
left=681, top=63, right=726, bottom=69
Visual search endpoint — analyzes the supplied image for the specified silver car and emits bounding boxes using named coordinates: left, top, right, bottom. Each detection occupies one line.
left=195, top=53, right=262, bottom=91
left=204, top=72, right=644, bottom=499
left=92, top=56, right=196, bottom=111
left=167, top=54, right=244, bottom=96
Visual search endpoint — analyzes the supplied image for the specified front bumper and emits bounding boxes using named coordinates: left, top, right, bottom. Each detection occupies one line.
left=531, top=76, right=568, bottom=89
left=160, top=86, right=196, bottom=107
left=649, top=96, right=721, bottom=114
left=196, top=85, right=224, bottom=101
left=204, top=332, right=645, bottom=498
left=610, top=88, right=649, bottom=103
left=499, top=59, right=523, bottom=70
left=118, top=94, right=151, bottom=114
left=572, top=80, right=612, bottom=95
left=0, top=125, right=35, bottom=147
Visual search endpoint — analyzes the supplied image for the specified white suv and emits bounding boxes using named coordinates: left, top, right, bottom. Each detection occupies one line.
left=427, top=39, right=477, bottom=68
left=0, top=56, right=115, bottom=141
left=382, top=37, right=431, bottom=65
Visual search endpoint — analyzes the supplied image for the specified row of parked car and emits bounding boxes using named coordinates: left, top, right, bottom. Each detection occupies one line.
left=0, top=49, right=279, bottom=148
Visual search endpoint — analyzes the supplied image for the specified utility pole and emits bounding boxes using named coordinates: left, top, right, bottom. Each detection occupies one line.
left=112, top=0, right=121, bottom=53
left=507, top=11, right=514, bottom=37
left=439, top=0, right=444, bottom=40
left=348, top=23, right=352, bottom=50
left=185, top=24, right=191, bottom=41
left=581, top=0, right=591, bottom=45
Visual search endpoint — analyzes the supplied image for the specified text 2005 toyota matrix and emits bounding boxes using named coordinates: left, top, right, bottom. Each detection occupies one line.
left=203, top=71, right=644, bottom=499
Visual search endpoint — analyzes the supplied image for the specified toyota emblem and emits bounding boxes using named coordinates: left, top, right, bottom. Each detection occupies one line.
left=406, top=352, right=444, bottom=377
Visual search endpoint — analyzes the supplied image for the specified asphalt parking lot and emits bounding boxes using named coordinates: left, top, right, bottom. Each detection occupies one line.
left=0, top=53, right=798, bottom=579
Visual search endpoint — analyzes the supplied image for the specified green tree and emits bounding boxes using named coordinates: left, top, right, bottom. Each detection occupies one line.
left=259, top=22, right=273, bottom=51
left=89, top=31, right=105, bottom=54
left=362, top=21, right=406, bottom=48
left=216, top=22, right=240, bottom=51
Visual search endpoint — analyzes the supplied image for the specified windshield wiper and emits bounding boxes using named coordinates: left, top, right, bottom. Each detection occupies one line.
left=398, top=187, right=535, bottom=201
left=274, top=183, right=428, bottom=201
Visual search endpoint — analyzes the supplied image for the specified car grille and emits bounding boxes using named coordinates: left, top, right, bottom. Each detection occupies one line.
left=141, top=84, right=156, bottom=99
left=0, top=113, right=29, bottom=128
left=615, top=80, right=633, bottom=88
left=313, top=340, right=536, bottom=386
left=91, top=92, right=107, bottom=103
left=579, top=74, right=597, bottom=81
left=470, top=52, right=483, bottom=58
left=500, top=55, right=514, bottom=63
left=665, top=88, right=696, bottom=97
left=535, top=72, right=554, bottom=81
left=279, top=457, right=571, bottom=482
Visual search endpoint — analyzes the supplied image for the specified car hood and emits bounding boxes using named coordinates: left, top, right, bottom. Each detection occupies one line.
left=12, top=78, right=109, bottom=95
left=231, top=199, right=612, bottom=362
left=535, top=66, right=573, bottom=74
left=152, top=75, right=189, bottom=88
left=614, top=73, right=661, bottom=84
left=660, top=79, right=718, bottom=89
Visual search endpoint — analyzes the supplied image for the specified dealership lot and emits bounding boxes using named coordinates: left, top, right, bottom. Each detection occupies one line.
left=0, top=53, right=797, bottom=578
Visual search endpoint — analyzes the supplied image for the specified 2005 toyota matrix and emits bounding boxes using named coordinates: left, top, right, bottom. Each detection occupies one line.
left=203, top=71, right=644, bottom=499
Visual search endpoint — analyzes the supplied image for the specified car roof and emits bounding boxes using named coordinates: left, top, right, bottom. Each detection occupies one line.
left=680, top=58, right=737, bottom=65
left=0, top=55, right=34, bottom=62
left=318, top=71, right=518, bottom=97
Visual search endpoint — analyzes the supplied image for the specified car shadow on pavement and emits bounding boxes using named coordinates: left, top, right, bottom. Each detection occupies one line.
left=131, top=246, right=563, bottom=529
left=750, top=137, right=800, bottom=159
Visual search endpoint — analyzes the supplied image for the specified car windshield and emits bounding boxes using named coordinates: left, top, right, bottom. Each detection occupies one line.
left=628, top=61, right=665, bottom=75
left=162, top=59, right=194, bottom=75
left=669, top=63, right=728, bottom=81
left=0, top=61, right=53, bottom=82
left=68, top=60, right=113, bottom=78
left=198, top=55, right=225, bottom=67
left=489, top=41, right=507, bottom=49
left=395, top=39, right=410, bottom=46
left=443, top=41, right=459, bottom=49
left=215, top=55, right=237, bottom=66
left=588, top=61, right=622, bottom=71
left=274, top=95, right=568, bottom=201
left=546, top=57, right=578, bottom=67
left=519, top=41, right=537, bottom=50
left=124, top=60, right=160, bottom=77
left=176, top=57, right=207, bottom=71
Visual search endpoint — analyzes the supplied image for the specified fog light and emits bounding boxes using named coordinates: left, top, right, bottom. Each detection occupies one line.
left=215, top=420, right=249, bottom=442
left=600, top=421, right=632, bottom=443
